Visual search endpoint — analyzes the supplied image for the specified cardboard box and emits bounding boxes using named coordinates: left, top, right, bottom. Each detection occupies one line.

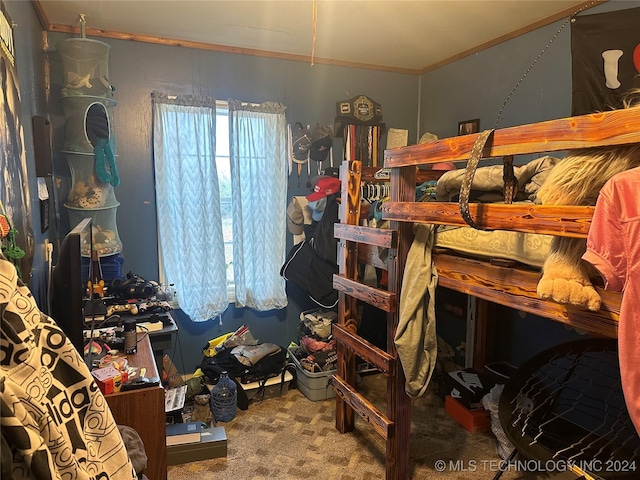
left=445, top=395, right=491, bottom=434
left=166, top=421, right=202, bottom=446
left=163, top=354, right=183, bottom=388
left=166, top=426, right=227, bottom=465
left=442, top=368, right=493, bottom=409
left=91, top=365, right=128, bottom=395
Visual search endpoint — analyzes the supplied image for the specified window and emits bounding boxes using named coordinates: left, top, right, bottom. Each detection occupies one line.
left=152, top=93, right=288, bottom=322
left=214, top=105, right=235, bottom=296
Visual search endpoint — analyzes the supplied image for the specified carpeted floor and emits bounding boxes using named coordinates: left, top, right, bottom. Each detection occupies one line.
left=166, top=373, right=534, bottom=480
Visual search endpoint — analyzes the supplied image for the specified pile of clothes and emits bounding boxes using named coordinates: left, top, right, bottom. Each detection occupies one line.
left=289, top=309, right=338, bottom=373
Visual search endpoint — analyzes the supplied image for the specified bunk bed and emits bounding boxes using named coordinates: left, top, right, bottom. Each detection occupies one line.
left=331, top=107, right=640, bottom=480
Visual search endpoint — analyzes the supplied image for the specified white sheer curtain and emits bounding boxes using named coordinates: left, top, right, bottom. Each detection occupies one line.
left=228, top=100, right=288, bottom=310
left=152, top=92, right=228, bottom=321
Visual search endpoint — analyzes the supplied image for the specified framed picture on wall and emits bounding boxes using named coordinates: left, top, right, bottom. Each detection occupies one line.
left=458, top=119, right=480, bottom=136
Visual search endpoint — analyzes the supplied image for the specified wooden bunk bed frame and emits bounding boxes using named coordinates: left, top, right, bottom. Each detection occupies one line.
left=331, top=108, right=640, bottom=480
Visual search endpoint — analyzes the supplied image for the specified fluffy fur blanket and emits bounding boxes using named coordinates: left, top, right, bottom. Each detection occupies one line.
left=536, top=90, right=640, bottom=311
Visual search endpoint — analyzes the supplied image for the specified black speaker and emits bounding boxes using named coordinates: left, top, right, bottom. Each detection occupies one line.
left=32, top=115, right=52, bottom=177
left=123, top=318, right=137, bottom=354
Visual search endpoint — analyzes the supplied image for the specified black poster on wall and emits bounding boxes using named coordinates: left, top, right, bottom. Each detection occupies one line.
left=571, top=6, right=640, bottom=115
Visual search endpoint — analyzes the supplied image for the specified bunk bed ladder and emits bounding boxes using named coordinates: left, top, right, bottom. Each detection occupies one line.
left=331, top=160, right=415, bottom=480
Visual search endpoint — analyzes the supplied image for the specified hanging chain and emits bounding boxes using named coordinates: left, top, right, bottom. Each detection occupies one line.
left=493, top=0, right=602, bottom=129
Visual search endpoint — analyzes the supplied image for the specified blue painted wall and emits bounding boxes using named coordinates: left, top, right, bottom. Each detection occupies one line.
left=419, top=0, right=640, bottom=365
left=420, top=0, right=640, bottom=139
left=9, top=0, right=639, bottom=373
left=7, top=0, right=413, bottom=373
left=42, top=26, right=419, bottom=373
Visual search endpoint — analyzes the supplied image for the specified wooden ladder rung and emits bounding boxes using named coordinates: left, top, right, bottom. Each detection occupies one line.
left=333, top=274, right=396, bottom=312
left=334, top=223, right=397, bottom=248
left=332, top=324, right=394, bottom=375
left=331, top=374, right=394, bottom=440
left=358, top=243, right=387, bottom=270
left=382, top=201, right=593, bottom=237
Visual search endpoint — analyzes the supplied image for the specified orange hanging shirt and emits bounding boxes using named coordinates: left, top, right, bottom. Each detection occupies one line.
left=582, top=166, right=640, bottom=436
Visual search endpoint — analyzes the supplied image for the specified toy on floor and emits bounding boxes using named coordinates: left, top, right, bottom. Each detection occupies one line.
left=191, top=393, right=213, bottom=426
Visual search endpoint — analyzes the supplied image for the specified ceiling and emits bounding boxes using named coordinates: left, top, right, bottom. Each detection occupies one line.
left=33, top=0, right=596, bottom=74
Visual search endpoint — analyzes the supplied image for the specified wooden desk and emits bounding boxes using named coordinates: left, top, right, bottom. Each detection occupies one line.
left=106, top=334, right=167, bottom=480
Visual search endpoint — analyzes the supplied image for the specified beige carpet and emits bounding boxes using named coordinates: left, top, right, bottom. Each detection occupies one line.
left=167, top=373, right=530, bottom=480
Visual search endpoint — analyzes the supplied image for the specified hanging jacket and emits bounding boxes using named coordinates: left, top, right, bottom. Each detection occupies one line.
left=280, top=193, right=339, bottom=308
left=394, top=224, right=438, bottom=398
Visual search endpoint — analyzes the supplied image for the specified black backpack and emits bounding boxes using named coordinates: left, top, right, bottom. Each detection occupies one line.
left=198, top=345, right=290, bottom=408
left=280, top=193, right=339, bottom=308
left=280, top=239, right=338, bottom=308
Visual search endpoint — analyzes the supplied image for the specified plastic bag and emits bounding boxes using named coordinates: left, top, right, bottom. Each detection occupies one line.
left=482, top=384, right=515, bottom=460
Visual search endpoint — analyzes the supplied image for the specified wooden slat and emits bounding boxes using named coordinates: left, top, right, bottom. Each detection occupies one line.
left=385, top=165, right=414, bottom=480
left=383, top=202, right=594, bottom=238
left=358, top=243, right=387, bottom=270
left=361, top=165, right=444, bottom=184
left=44, top=23, right=419, bottom=76
left=333, top=324, right=394, bottom=375
left=433, top=253, right=620, bottom=338
left=333, top=274, right=396, bottom=313
left=418, top=1, right=602, bottom=74
left=336, top=161, right=362, bottom=435
left=473, top=299, right=497, bottom=372
left=384, top=109, right=640, bottom=167
left=334, top=223, right=397, bottom=248
left=31, top=0, right=50, bottom=30
left=331, top=374, right=394, bottom=440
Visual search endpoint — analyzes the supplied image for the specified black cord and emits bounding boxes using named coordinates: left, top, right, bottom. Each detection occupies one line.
left=136, top=330, right=150, bottom=346
left=85, top=307, right=97, bottom=368
left=94, top=313, right=121, bottom=329
left=170, top=321, right=186, bottom=375
left=493, top=0, right=602, bottom=130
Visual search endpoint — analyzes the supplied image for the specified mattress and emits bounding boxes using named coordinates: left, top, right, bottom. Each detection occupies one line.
left=435, top=226, right=552, bottom=268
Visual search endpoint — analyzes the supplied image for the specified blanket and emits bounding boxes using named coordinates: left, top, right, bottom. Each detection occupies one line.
left=435, top=155, right=559, bottom=203
left=0, top=254, right=136, bottom=480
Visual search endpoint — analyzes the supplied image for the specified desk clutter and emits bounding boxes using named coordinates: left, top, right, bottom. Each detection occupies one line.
left=86, top=340, right=161, bottom=395
left=83, top=310, right=174, bottom=372
left=91, top=364, right=129, bottom=394
left=83, top=254, right=176, bottom=326
left=82, top=276, right=175, bottom=396
left=82, top=266, right=176, bottom=370
left=161, top=325, right=307, bottom=465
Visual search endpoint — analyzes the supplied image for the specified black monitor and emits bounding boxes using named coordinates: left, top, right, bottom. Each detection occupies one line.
left=52, top=217, right=92, bottom=355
